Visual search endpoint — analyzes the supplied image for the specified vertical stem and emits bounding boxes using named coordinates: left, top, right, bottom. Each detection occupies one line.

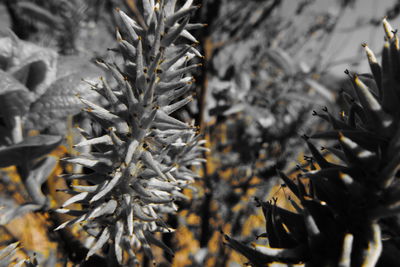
left=197, top=37, right=211, bottom=132
left=11, top=116, right=23, bottom=144
left=194, top=0, right=221, bottom=252
left=17, top=162, right=47, bottom=206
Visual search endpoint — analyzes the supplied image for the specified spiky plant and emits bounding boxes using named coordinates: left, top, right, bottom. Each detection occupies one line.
left=0, top=242, right=38, bottom=267
left=0, top=242, right=57, bottom=267
left=225, top=18, right=400, bottom=267
left=55, top=1, right=204, bottom=264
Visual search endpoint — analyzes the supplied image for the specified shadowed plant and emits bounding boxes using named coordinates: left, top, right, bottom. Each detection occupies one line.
left=225, top=18, right=400, bottom=267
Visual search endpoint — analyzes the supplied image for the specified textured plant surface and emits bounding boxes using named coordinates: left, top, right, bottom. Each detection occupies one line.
left=225, top=18, right=400, bottom=267
left=55, top=0, right=204, bottom=264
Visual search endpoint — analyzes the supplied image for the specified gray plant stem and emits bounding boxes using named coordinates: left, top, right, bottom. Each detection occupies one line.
left=17, top=162, right=47, bottom=207
left=9, top=115, right=47, bottom=206
left=10, top=116, right=23, bottom=144
left=11, top=115, right=49, bottom=207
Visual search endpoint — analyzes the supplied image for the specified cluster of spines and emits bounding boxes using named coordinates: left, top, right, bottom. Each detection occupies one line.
left=56, top=0, right=205, bottom=265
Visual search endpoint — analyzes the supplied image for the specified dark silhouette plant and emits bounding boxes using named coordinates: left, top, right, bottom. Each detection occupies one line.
left=225, top=18, right=400, bottom=267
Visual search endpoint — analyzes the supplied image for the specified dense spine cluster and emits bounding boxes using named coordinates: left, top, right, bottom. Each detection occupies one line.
left=56, top=0, right=204, bottom=264
left=225, top=18, right=400, bottom=267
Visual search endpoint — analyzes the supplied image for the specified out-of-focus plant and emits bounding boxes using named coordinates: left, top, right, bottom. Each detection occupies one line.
left=4, top=0, right=113, bottom=55
left=201, top=0, right=343, bottom=180
left=0, top=34, right=60, bottom=224
left=0, top=32, right=103, bottom=137
left=172, top=0, right=348, bottom=265
left=0, top=11, right=107, bottom=265
left=0, top=241, right=56, bottom=267
left=0, top=242, right=37, bottom=267
left=225, top=18, right=400, bottom=267
left=0, top=31, right=104, bottom=216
